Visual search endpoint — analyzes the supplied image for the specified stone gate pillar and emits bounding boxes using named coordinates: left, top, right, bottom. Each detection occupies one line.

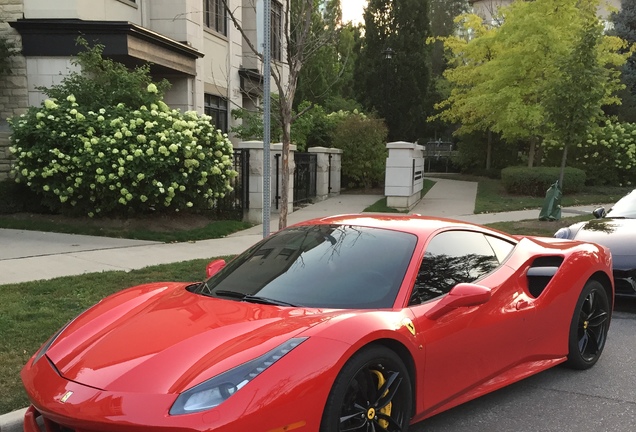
left=236, top=141, right=296, bottom=224
left=308, top=146, right=342, bottom=201
left=384, top=141, right=424, bottom=211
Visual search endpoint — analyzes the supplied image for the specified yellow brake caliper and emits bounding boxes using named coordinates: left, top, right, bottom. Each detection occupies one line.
left=370, top=370, right=392, bottom=429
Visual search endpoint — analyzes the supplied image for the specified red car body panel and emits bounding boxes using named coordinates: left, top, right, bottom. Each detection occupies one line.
left=21, top=214, right=614, bottom=431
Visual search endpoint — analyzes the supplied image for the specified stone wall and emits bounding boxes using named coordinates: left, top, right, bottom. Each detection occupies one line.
left=0, top=0, right=28, bottom=179
left=0, top=131, right=11, bottom=180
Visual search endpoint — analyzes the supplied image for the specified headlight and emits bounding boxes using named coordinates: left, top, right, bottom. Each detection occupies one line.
left=554, top=227, right=572, bottom=239
left=170, top=337, right=307, bottom=415
left=32, top=321, right=75, bottom=365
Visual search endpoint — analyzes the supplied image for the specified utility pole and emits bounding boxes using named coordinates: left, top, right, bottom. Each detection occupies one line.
left=263, top=0, right=272, bottom=238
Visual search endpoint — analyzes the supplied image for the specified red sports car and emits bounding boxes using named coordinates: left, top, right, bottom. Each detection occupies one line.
left=21, top=215, right=613, bottom=432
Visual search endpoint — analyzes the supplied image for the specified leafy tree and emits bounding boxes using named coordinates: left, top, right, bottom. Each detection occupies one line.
left=542, top=0, right=606, bottom=188
left=608, top=0, right=636, bottom=122
left=434, top=0, right=629, bottom=168
left=356, top=0, right=432, bottom=142
left=428, top=0, right=469, bottom=76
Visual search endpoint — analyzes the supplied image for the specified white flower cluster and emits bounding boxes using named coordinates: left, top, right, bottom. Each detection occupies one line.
left=9, top=93, right=238, bottom=216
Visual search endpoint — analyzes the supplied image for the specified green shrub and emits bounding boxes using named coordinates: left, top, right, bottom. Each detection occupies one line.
left=501, top=166, right=586, bottom=196
left=331, top=115, right=388, bottom=189
left=10, top=98, right=236, bottom=217
left=543, top=120, right=636, bottom=187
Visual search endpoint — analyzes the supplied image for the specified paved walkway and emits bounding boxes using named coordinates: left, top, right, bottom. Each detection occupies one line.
left=0, top=177, right=610, bottom=286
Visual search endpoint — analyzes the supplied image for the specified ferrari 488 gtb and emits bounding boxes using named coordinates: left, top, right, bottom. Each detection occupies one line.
left=22, top=215, right=613, bottom=432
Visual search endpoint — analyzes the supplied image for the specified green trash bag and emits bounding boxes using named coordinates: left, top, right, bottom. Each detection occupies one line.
left=539, top=180, right=562, bottom=221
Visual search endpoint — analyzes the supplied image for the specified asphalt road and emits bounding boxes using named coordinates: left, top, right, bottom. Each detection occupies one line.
left=412, top=298, right=636, bottom=432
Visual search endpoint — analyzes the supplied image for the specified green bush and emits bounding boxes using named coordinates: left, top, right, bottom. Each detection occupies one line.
left=501, top=166, right=586, bottom=196
left=331, top=115, right=388, bottom=189
left=8, top=41, right=236, bottom=217
left=543, top=120, right=636, bottom=187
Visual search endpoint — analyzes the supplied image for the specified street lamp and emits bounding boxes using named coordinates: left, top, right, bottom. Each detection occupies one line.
left=383, top=47, right=395, bottom=60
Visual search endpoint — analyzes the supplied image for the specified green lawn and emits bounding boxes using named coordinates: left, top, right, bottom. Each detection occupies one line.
left=0, top=215, right=252, bottom=243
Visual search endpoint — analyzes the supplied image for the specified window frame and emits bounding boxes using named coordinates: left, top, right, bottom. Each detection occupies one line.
left=204, top=94, right=229, bottom=133
left=204, top=0, right=228, bottom=36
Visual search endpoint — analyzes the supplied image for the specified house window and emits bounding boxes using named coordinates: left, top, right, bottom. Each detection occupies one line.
left=271, top=1, right=282, bottom=61
left=205, top=94, right=228, bottom=133
left=204, top=0, right=227, bottom=36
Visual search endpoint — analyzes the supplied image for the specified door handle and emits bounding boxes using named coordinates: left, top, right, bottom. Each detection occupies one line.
left=516, top=299, right=531, bottom=310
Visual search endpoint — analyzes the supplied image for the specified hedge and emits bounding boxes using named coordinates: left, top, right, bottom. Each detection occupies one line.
left=501, top=166, right=586, bottom=196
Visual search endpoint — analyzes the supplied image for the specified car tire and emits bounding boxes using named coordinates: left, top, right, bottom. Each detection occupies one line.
left=565, top=280, right=611, bottom=370
left=320, top=345, right=412, bottom=432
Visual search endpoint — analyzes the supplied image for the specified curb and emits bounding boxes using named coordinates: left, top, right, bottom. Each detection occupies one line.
left=0, top=408, right=26, bottom=432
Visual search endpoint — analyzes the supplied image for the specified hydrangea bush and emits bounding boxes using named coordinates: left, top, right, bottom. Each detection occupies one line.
left=544, top=120, right=636, bottom=187
left=9, top=89, right=237, bottom=217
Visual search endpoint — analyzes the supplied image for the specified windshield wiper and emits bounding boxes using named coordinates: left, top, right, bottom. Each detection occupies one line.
left=214, top=290, right=247, bottom=299
left=214, top=290, right=298, bottom=307
left=243, top=295, right=299, bottom=307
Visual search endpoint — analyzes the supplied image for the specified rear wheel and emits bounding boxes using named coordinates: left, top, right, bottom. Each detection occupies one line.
left=320, top=345, right=412, bottom=432
left=565, top=280, right=610, bottom=370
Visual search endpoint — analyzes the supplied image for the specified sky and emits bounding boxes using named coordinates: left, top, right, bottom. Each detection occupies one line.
left=341, top=0, right=367, bottom=24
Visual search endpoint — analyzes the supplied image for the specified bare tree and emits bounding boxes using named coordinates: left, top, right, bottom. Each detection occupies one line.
left=221, top=0, right=341, bottom=229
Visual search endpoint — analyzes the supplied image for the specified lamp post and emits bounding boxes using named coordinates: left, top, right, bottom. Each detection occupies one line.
left=382, top=47, right=395, bottom=137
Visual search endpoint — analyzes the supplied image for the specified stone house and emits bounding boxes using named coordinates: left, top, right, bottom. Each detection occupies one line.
left=0, top=0, right=288, bottom=180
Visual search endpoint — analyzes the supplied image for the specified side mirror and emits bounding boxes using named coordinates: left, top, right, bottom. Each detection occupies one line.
left=206, top=259, right=226, bottom=278
left=425, top=283, right=492, bottom=320
left=592, top=207, right=606, bottom=219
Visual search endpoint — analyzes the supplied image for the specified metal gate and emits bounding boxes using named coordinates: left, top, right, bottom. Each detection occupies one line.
left=293, top=153, right=317, bottom=206
left=213, top=149, right=249, bottom=219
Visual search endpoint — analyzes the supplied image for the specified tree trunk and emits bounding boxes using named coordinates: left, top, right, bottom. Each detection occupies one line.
left=559, top=143, right=569, bottom=190
left=486, top=129, right=492, bottom=170
left=278, top=104, right=293, bottom=230
left=527, top=137, right=536, bottom=168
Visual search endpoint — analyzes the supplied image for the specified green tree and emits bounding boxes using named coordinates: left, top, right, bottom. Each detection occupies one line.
left=607, top=0, right=636, bottom=122
left=434, top=0, right=628, bottom=168
left=542, top=0, right=607, bottom=188
left=356, top=0, right=432, bottom=142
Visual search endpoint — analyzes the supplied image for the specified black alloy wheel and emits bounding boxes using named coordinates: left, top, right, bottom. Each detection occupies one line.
left=566, top=280, right=611, bottom=370
left=320, top=346, right=412, bottom=432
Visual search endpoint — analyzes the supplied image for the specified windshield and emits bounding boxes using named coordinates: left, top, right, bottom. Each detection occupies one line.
left=606, top=189, right=636, bottom=218
left=196, top=224, right=417, bottom=309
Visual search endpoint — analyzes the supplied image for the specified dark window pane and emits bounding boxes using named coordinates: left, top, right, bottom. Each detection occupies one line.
left=204, top=94, right=228, bottom=133
left=204, top=0, right=227, bottom=35
left=200, top=225, right=417, bottom=309
left=410, top=231, right=500, bottom=305
left=271, top=1, right=282, bottom=60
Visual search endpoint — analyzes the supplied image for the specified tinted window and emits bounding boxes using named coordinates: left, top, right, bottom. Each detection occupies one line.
left=485, top=235, right=515, bottom=263
left=410, top=231, right=500, bottom=306
left=197, top=225, right=417, bottom=309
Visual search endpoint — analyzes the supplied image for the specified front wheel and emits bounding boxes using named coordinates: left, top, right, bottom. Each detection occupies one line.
left=320, top=345, right=412, bottom=432
left=565, top=280, right=611, bottom=370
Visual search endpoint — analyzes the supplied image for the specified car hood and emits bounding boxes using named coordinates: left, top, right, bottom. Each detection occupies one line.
left=46, top=282, right=339, bottom=394
left=572, top=218, right=636, bottom=268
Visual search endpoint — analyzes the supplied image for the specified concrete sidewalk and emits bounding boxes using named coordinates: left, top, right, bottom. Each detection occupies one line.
left=0, top=194, right=383, bottom=285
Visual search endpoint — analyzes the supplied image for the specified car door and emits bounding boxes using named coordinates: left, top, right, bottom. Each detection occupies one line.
left=407, top=230, right=536, bottom=412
